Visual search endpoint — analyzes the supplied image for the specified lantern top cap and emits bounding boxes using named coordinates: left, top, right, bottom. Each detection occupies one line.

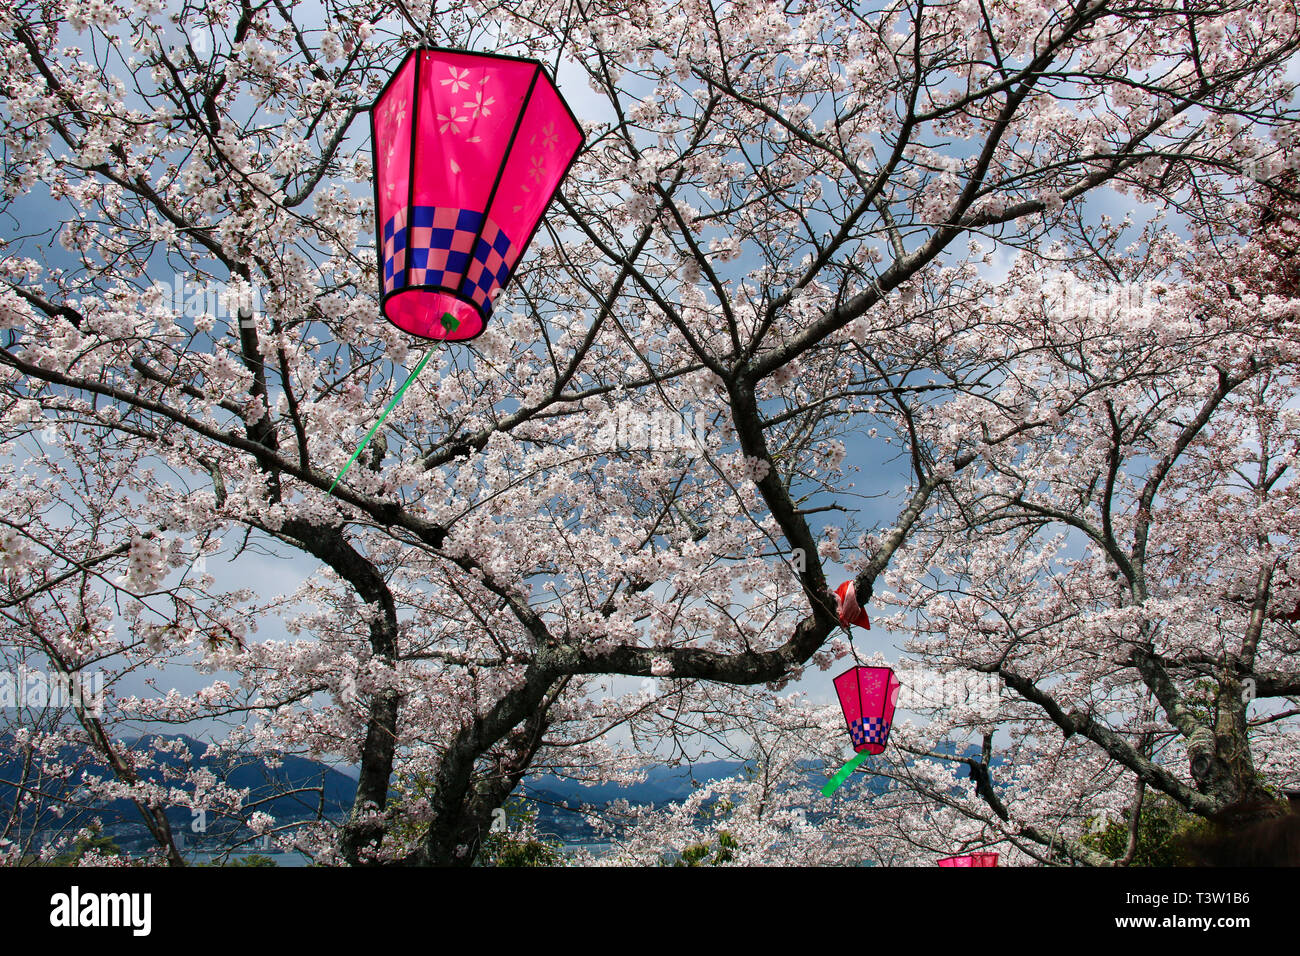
left=368, top=45, right=584, bottom=143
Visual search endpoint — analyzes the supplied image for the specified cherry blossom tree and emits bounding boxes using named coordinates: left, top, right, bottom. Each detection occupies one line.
left=867, top=179, right=1300, bottom=864
left=1, top=0, right=1297, bottom=865
left=595, top=186, right=1300, bottom=867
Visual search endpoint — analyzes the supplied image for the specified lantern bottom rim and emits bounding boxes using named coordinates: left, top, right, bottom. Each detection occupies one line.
left=852, top=743, right=887, bottom=755
left=381, top=287, right=488, bottom=341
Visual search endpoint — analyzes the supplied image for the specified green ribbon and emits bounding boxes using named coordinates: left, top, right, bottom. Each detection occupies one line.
left=327, top=313, right=457, bottom=496
left=821, top=749, right=871, bottom=797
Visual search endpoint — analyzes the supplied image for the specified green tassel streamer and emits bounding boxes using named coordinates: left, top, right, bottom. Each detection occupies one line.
left=821, top=749, right=871, bottom=797
left=327, top=313, right=457, bottom=496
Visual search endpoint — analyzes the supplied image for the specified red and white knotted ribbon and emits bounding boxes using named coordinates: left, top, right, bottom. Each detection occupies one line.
left=833, top=580, right=871, bottom=630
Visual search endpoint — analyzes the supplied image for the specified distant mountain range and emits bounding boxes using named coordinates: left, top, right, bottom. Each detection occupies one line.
left=525, top=760, right=751, bottom=806
left=518, top=759, right=895, bottom=842
left=1, top=733, right=982, bottom=850
left=0, top=732, right=356, bottom=851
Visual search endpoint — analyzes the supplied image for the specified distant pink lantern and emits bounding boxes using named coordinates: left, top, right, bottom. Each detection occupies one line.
left=938, top=851, right=999, bottom=867
left=833, top=665, right=900, bottom=755
left=369, top=47, right=583, bottom=342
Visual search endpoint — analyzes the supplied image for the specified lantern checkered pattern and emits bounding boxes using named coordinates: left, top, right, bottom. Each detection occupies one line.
left=848, top=716, right=891, bottom=749
left=381, top=208, right=514, bottom=316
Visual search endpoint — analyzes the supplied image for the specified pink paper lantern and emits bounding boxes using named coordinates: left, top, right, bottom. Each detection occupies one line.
left=938, top=851, right=999, bottom=867
left=833, top=665, right=900, bottom=755
left=370, top=47, right=583, bottom=342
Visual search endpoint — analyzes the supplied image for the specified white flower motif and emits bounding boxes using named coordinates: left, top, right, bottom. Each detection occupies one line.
left=383, top=100, right=405, bottom=129
left=540, top=121, right=558, bottom=151
left=441, top=66, right=470, bottom=94
left=527, top=155, right=546, bottom=183
left=438, top=110, right=467, bottom=134
left=463, top=90, right=495, bottom=119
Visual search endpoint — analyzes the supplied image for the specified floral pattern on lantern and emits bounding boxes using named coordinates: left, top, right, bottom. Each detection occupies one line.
left=937, top=851, right=999, bottom=867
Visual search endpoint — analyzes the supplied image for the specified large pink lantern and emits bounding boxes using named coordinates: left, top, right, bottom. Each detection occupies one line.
left=369, top=47, right=583, bottom=342
left=833, top=665, right=901, bottom=755
left=938, top=851, right=999, bottom=867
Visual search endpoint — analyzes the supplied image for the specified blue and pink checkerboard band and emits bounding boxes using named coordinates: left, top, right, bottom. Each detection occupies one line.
left=382, top=207, right=515, bottom=315
left=848, top=716, right=891, bottom=748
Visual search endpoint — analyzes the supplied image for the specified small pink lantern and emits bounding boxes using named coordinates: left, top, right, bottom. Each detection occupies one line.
left=370, top=47, right=583, bottom=342
left=833, top=665, right=900, bottom=755
left=938, top=851, right=999, bottom=867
